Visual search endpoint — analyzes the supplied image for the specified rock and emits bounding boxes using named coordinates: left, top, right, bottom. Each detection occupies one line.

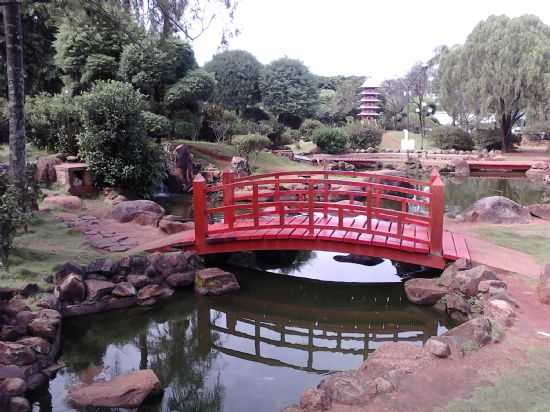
left=28, top=310, right=61, bottom=340
left=526, top=162, right=550, bottom=179
left=443, top=317, right=492, bottom=351
left=230, top=156, right=250, bottom=177
left=0, top=287, right=16, bottom=300
left=529, top=203, right=550, bottom=221
left=57, top=274, right=86, bottom=303
left=360, top=341, right=426, bottom=380
left=0, top=377, right=26, bottom=396
left=0, top=341, right=36, bottom=366
left=425, top=337, right=451, bottom=358
left=25, top=372, right=48, bottom=392
left=165, top=272, right=195, bottom=289
left=537, top=263, right=550, bottom=304
left=17, top=337, right=51, bottom=355
left=127, top=275, right=150, bottom=289
left=118, top=255, right=149, bottom=276
left=85, top=280, right=115, bottom=301
left=370, top=377, right=394, bottom=395
left=137, top=285, right=174, bottom=304
left=485, top=299, right=516, bottom=327
left=41, top=195, right=82, bottom=211
left=167, top=144, right=195, bottom=192
left=318, top=371, right=370, bottom=405
left=449, top=265, right=498, bottom=297
left=404, top=278, right=447, bottom=305
left=195, top=268, right=240, bottom=296
left=450, top=158, right=470, bottom=177
left=112, top=282, right=137, bottom=298
left=478, top=279, right=507, bottom=293
left=67, top=369, right=162, bottom=409
left=35, top=155, right=62, bottom=184
left=54, top=261, right=84, bottom=283
left=20, top=284, right=40, bottom=298
left=4, top=298, right=30, bottom=317
left=149, top=252, right=192, bottom=277
left=299, top=388, right=331, bottom=412
left=438, top=258, right=471, bottom=288
left=158, top=215, right=194, bottom=234
left=37, top=294, right=58, bottom=310
left=462, top=196, right=530, bottom=224
left=111, top=200, right=165, bottom=226
left=9, top=397, right=31, bottom=412
left=15, top=311, right=37, bottom=329
left=86, top=258, right=115, bottom=277
left=446, top=293, right=472, bottom=322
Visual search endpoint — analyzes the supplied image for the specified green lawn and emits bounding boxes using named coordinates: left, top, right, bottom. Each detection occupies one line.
left=476, top=225, right=550, bottom=264
left=2, top=213, right=103, bottom=289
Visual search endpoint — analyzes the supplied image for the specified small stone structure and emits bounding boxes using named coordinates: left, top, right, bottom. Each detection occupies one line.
left=54, top=163, right=94, bottom=195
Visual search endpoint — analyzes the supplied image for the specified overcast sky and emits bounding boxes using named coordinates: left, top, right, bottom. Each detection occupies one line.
left=193, top=0, right=550, bottom=82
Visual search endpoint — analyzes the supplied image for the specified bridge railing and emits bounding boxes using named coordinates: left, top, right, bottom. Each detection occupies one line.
left=193, top=169, right=445, bottom=255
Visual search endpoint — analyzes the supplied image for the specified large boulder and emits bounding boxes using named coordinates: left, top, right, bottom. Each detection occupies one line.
left=485, top=299, right=516, bottom=327
left=359, top=341, right=426, bottom=379
left=450, top=157, right=470, bottom=177
left=41, top=195, right=82, bottom=211
left=85, top=280, right=115, bottom=301
left=54, top=261, right=84, bottom=283
left=449, top=265, right=498, bottom=297
left=195, top=268, right=240, bottom=296
left=230, top=156, right=250, bottom=177
left=462, top=196, right=530, bottom=224
left=299, top=388, right=331, bottom=412
left=111, top=200, right=165, bottom=226
left=137, top=285, right=174, bottom=306
left=0, top=341, right=36, bottom=366
left=158, top=215, right=194, bottom=234
left=528, top=203, right=550, bottom=221
left=148, top=252, right=193, bottom=277
left=537, top=263, right=550, bottom=305
left=67, top=369, right=162, bottom=409
left=35, top=155, right=62, bottom=184
left=438, top=258, right=471, bottom=288
left=0, top=377, right=26, bottom=396
left=445, top=293, right=472, bottom=322
left=167, top=144, right=195, bottom=192
left=442, top=317, right=493, bottom=351
left=165, top=272, right=195, bottom=289
left=318, top=370, right=371, bottom=405
left=57, top=274, right=86, bottom=303
left=28, top=309, right=61, bottom=340
left=404, top=278, right=447, bottom=305
left=526, top=161, right=550, bottom=179
left=112, top=282, right=137, bottom=298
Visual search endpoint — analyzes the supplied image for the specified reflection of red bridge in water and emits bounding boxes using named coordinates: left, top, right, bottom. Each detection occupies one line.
left=145, top=169, right=470, bottom=269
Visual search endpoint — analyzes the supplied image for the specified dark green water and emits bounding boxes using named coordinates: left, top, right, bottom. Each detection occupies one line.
left=41, top=253, right=452, bottom=412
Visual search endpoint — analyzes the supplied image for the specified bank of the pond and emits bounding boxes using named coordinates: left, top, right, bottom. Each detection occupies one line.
left=37, top=252, right=453, bottom=412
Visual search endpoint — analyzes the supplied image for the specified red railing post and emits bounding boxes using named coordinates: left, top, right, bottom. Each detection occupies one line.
left=430, top=169, right=445, bottom=256
left=193, top=174, right=208, bottom=250
left=222, top=169, right=235, bottom=228
left=308, top=182, right=314, bottom=234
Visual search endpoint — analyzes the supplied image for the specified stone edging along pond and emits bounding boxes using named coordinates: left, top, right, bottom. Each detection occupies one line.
left=0, top=253, right=520, bottom=412
left=0, top=250, right=240, bottom=411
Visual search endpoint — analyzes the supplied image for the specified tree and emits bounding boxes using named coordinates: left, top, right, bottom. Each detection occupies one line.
left=405, top=63, right=429, bottom=148
left=381, top=78, right=409, bottom=130
left=330, top=77, right=363, bottom=121
left=439, top=15, right=550, bottom=151
left=164, top=68, right=215, bottom=110
left=232, top=134, right=270, bottom=161
left=204, top=50, right=262, bottom=113
left=261, top=58, right=318, bottom=119
left=2, top=0, right=26, bottom=189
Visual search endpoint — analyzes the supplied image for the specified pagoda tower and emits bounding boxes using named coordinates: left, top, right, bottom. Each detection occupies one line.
left=358, top=79, right=382, bottom=123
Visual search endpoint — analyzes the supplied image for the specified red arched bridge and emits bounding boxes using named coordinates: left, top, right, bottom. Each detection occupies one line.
left=144, top=169, right=470, bottom=269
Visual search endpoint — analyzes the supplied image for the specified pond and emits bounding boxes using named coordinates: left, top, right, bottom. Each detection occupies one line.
left=155, top=176, right=548, bottom=220
left=38, top=252, right=452, bottom=412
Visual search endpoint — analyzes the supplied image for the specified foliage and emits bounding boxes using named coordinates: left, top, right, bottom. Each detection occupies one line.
left=0, top=173, right=29, bottom=268
left=299, top=119, right=323, bottom=138
left=345, top=122, right=383, bottom=150
left=523, top=121, right=550, bottom=135
left=173, top=119, right=200, bottom=140
left=316, top=89, right=336, bottom=122
left=330, top=77, right=364, bottom=121
left=381, top=79, right=409, bottom=130
left=260, top=58, right=319, bottom=118
left=0, top=98, right=8, bottom=144
left=204, top=50, right=262, bottom=112
left=54, top=3, right=139, bottom=94
left=472, top=128, right=521, bottom=150
left=431, top=126, right=474, bottom=151
left=312, top=127, right=348, bottom=154
left=438, top=15, right=550, bottom=151
left=77, top=81, right=166, bottom=197
left=142, top=111, right=172, bottom=141
left=25, top=93, right=81, bottom=155
left=119, top=38, right=196, bottom=101
left=165, top=69, right=215, bottom=109
left=231, top=134, right=270, bottom=159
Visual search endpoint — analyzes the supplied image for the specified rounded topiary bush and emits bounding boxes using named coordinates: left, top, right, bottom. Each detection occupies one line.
left=299, top=119, right=323, bottom=138
left=78, top=81, right=166, bottom=197
left=312, top=127, right=348, bottom=154
left=231, top=134, right=271, bottom=160
left=345, top=122, right=383, bottom=150
left=142, top=111, right=172, bottom=141
left=431, top=126, right=475, bottom=151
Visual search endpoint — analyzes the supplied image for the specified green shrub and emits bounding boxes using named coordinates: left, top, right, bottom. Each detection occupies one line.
left=173, top=120, right=200, bottom=140
left=312, top=127, right=348, bottom=154
left=474, top=128, right=521, bottom=150
left=165, top=69, right=215, bottom=109
left=77, top=81, right=166, bottom=197
left=431, top=126, right=475, bottom=151
left=0, top=172, right=29, bottom=268
left=231, top=134, right=271, bottom=160
left=345, top=122, right=383, bottom=150
left=280, top=128, right=300, bottom=145
left=142, top=111, right=172, bottom=141
left=299, top=119, right=323, bottom=138
left=25, top=94, right=81, bottom=155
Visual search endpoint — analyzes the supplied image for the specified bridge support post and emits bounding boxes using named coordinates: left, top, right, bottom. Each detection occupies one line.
left=430, top=169, right=445, bottom=256
left=193, top=174, right=207, bottom=250
left=222, top=170, right=235, bottom=228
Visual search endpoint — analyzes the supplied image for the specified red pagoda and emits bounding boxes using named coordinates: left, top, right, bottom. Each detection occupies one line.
left=358, top=79, right=381, bottom=122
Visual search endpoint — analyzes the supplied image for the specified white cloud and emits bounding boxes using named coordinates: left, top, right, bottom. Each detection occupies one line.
left=193, top=0, right=550, bottom=80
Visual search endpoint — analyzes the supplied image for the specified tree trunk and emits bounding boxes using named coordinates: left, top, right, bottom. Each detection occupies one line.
left=3, top=1, right=26, bottom=188
left=121, top=0, right=131, bottom=12
left=500, top=112, right=513, bottom=152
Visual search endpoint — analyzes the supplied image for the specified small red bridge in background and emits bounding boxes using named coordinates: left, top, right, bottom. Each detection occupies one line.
left=145, top=169, right=470, bottom=269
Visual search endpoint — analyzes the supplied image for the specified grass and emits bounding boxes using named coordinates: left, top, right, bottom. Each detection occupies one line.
left=2, top=213, right=103, bottom=289
left=476, top=225, right=550, bottom=264
left=380, top=130, right=436, bottom=151
left=287, top=140, right=317, bottom=155
left=437, top=347, right=550, bottom=412
left=0, top=143, right=52, bottom=164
